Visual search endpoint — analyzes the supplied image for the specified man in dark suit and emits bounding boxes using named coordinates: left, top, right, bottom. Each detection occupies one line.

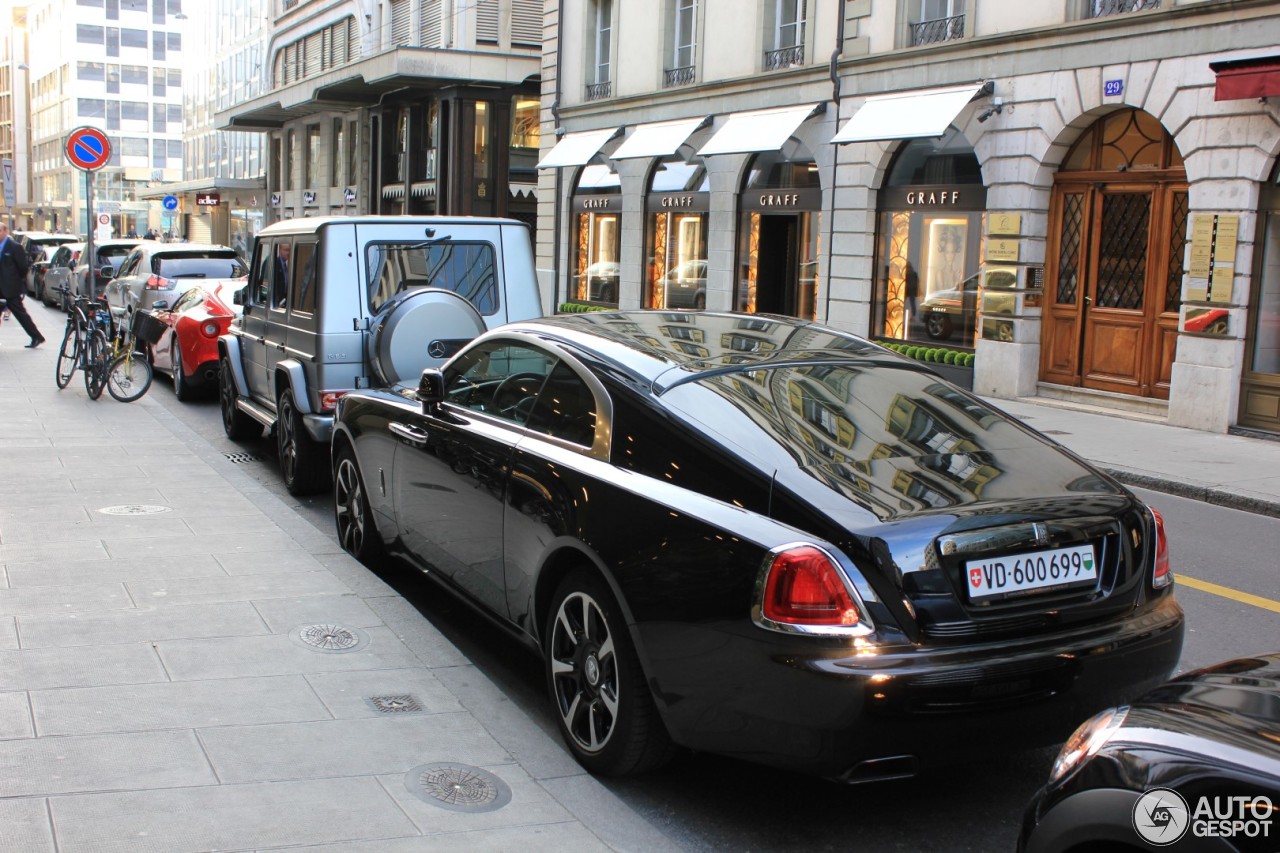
left=0, top=223, right=45, bottom=348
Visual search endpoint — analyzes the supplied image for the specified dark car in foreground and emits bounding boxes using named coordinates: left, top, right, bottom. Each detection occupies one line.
left=1020, top=653, right=1280, bottom=853
left=333, top=310, right=1184, bottom=780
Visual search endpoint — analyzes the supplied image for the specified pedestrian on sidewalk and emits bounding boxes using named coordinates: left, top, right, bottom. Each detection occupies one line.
left=0, top=223, right=45, bottom=348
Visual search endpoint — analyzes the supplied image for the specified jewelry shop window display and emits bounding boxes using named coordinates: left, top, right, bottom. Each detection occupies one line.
left=646, top=156, right=710, bottom=309
left=875, top=127, right=986, bottom=345
left=573, top=164, right=622, bottom=306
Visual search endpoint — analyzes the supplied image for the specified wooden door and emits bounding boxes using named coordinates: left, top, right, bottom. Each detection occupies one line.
left=1041, top=186, right=1093, bottom=386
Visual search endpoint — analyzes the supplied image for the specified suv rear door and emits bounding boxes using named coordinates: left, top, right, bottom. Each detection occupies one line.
left=240, top=239, right=274, bottom=403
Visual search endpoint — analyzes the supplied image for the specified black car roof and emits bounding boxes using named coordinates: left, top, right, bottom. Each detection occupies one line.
left=503, top=310, right=898, bottom=391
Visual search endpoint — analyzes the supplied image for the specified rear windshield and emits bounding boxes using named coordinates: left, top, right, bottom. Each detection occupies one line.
left=98, top=246, right=135, bottom=266
left=153, top=252, right=247, bottom=279
left=365, top=241, right=497, bottom=315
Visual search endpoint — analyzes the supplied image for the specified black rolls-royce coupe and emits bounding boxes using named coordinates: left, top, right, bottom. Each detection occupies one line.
left=331, top=310, right=1184, bottom=781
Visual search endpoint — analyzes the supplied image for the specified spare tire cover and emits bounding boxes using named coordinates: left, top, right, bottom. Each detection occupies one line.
left=368, top=287, right=487, bottom=387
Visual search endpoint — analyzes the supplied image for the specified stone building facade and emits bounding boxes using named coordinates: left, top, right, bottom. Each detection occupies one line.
left=536, top=0, right=1280, bottom=436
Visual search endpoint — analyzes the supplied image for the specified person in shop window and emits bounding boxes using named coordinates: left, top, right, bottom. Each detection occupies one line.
left=904, top=261, right=920, bottom=319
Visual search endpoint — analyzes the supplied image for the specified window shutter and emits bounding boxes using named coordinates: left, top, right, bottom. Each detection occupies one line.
left=420, top=0, right=443, bottom=48
left=332, top=18, right=348, bottom=67
left=511, top=0, right=541, bottom=48
left=477, top=0, right=499, bottom=44
left=304, top=31, right=322, bottom=77
left=390, top=0, right=412, bottom=46
left=348, top=16, right=361, bottom=61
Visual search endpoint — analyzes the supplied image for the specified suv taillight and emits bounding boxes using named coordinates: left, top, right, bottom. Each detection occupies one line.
left=319, top=391, right=350, bottom=412
left=1151, top=508, right=1172, bottom=589
left=145, top=274, right=174, bottom=291
left=760, top=545, right=863, bottom=627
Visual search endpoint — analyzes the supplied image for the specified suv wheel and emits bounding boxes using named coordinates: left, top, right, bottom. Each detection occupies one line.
left=277, top=388, right=329, bottom=496
left=220, top=356, right=261, bottom=441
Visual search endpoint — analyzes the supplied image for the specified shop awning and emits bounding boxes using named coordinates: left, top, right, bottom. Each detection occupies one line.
left=1210, top=55, right=1280, bottom=101
left=831, top=82, right=990, bottom=144
left=537, top=127, right=623, bottom=169
left=696, top=104, right=824, bottom=156
left=611, top=116, right=711, bottom=159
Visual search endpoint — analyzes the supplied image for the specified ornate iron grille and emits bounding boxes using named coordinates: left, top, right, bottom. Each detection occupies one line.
left=763, top=45, right=805, bottom=70
left=910, top=15, right=965, bottom=45
left=1056, top=194, right=1084, bottom=305
left=585, top=81, right=612, bottom=101
left=1165, top=191, right=1188, bottom=313
left=664, top=66, right=695, bottom=88
left=1088, top=0, right=1159, bottom=17
left=1097, top=193, right=1151, bottom=309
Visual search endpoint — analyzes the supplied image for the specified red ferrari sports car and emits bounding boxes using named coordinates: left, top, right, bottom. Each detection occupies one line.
left=147, top=279, right=245, bottom=401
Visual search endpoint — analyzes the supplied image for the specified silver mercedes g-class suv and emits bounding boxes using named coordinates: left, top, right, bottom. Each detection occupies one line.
left=219, top=216, right=544, bottom=495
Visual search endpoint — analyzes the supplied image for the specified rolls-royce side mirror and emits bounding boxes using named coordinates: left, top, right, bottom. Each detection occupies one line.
left=418, top=368, right=445, bottom=408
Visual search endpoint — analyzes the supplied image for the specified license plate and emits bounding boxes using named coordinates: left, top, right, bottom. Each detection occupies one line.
left=965, top=543, right=1097, bottom=601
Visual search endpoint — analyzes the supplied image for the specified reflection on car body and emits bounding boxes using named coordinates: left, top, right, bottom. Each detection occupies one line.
left=333, top=310, right=1183, bottom=782
left=1020, top=653, right=1280, bottom=853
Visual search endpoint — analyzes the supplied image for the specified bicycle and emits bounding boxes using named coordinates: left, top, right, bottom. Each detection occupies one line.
left=100, top=311, right=154, bottom=403
left=54, top=288, right=112, bottom=397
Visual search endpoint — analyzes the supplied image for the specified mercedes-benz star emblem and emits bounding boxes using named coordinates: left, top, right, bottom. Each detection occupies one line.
left=428, top=341, right=447, bottom=359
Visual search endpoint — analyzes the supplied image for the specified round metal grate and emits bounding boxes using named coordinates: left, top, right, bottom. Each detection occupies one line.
left=98, top=504, right=172, bottom=515
left=289, top=623, right=369, bottom=654
left=404, top=763, right=511, bottom=813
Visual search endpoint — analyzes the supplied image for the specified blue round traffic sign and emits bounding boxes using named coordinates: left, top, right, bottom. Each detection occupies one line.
left=65, top=126, right=112, bottom=171
left=163, top=195, right=179, bottom=211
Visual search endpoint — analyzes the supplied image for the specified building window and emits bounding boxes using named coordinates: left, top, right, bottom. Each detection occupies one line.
left=646, top=156, right=709, bottom=309
left=910, top=0, right=965, bottom=46
left=153, top=68, right=166, bottom=96
left=586, top=0, right=612, bottom=101
left=152, top=103, right=165, bottom=131
left=346, top=119, right=358, bottom=187
left=121, top=28, right=147, bottom=49
left=77, top=61, right=105, bottom=81
left=304, top=124, right=321, bottom=187
left=1089, top=0, right=1159, bottom=17
left=764, top=0, right=805, bottom=70
left=665, top=0, right=696, bottom=88
left=874, top=127, right=985, bottom=346
left=283, top=129, right=295, bottom=191
left=270, top=136, right=282, bottom=193
left=153, top=30, right=166, bottom=60
left=331, top=118, right=345, bottom=188
left=572, top=165, right=622, bottom=306
left=77, top=98, right=106, bottom=118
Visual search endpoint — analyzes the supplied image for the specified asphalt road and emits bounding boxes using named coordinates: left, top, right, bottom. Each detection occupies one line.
left=154, top=383, right=1279, bottom=853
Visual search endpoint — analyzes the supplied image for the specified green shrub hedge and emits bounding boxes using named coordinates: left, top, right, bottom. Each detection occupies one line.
left=557, top=302, right=614, bottom=314
left=877, top=339, right=974, bottom=368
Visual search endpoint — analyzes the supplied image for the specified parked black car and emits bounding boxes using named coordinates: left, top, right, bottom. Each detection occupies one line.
left=1020, top=653, right=1280, bottom=853
left=332, top=310, right=1184, bottom=780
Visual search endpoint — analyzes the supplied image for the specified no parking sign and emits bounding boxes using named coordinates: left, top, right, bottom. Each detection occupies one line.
left=65, top=127, right=112, bottom=171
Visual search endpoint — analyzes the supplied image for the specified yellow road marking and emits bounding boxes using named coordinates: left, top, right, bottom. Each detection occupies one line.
left=1178, top=574, right=1280, bottom=614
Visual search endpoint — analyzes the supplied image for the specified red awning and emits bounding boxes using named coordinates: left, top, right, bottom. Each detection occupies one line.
left=1210, top=56, right=1280, bottom=101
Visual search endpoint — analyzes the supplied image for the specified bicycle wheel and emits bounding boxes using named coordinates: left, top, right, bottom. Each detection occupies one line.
left=55, top=322, right=81, bottom=389
left=106, top=351, right=153, bottom=402
left=84, top=329, right=109, bottom=400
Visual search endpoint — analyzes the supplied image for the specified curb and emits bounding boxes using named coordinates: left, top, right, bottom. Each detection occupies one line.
left=1103, top=467, right=1280, bottom=520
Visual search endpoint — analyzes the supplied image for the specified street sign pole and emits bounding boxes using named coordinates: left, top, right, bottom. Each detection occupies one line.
left=85, top=170, right=94, bottom=297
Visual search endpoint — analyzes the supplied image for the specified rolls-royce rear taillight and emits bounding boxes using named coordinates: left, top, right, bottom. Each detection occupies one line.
left=758, top=545, right=866, bottom=628
left=1151, top=508, right=1172, bottom=589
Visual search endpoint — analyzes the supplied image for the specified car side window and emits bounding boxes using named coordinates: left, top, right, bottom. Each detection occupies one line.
left=443, top=341, right=556, bottom=426
left=117, top=251, right=140, bottom=279
left=252, top=240, right=272, bottom=305
left=290, top=239, right=317, bottom=314
left=526, top=362, right=598, bottom=447
left=271, top=240, right=291, bottom=311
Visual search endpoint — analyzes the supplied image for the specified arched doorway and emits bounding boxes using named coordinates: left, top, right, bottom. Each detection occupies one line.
left=735, top=149, right=821, bottom=318
left=1041, top=109, right=1188, bottom=399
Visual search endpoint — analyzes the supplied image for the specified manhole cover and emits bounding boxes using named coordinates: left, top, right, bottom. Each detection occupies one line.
left=223, top=452, right=262, bottom=464
left=404, top=763, right=511, bottom=813
left=366, top=694, right=424, bottom=714
left=98, top=504, right=172, bottom=516
left=289, top=623, right=369, bottom=653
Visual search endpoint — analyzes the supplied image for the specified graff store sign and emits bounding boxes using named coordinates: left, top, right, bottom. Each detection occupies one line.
left=646, top=192, right=710, bottom=212
left=740, top=187, right=821, bottom=212
left=882, top=185, right=987, bottom=211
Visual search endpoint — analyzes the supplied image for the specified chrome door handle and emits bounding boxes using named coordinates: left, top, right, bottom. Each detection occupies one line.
left=1084, top=296, right=1093, bottom=305
left=389, top=422, right=430, bottom=445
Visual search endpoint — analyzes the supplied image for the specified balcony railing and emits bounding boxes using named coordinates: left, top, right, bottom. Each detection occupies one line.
left=1088, top=0, right=1159, bottom=17
left=585, top=81, right=612, bottom=101
left=664, top=66, right=695, bottom=88
left=763, top=44, right=805, bottom=71
left=910, top=14, right=965, bottom=46
left=665, top=65, right=696, bottom=87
